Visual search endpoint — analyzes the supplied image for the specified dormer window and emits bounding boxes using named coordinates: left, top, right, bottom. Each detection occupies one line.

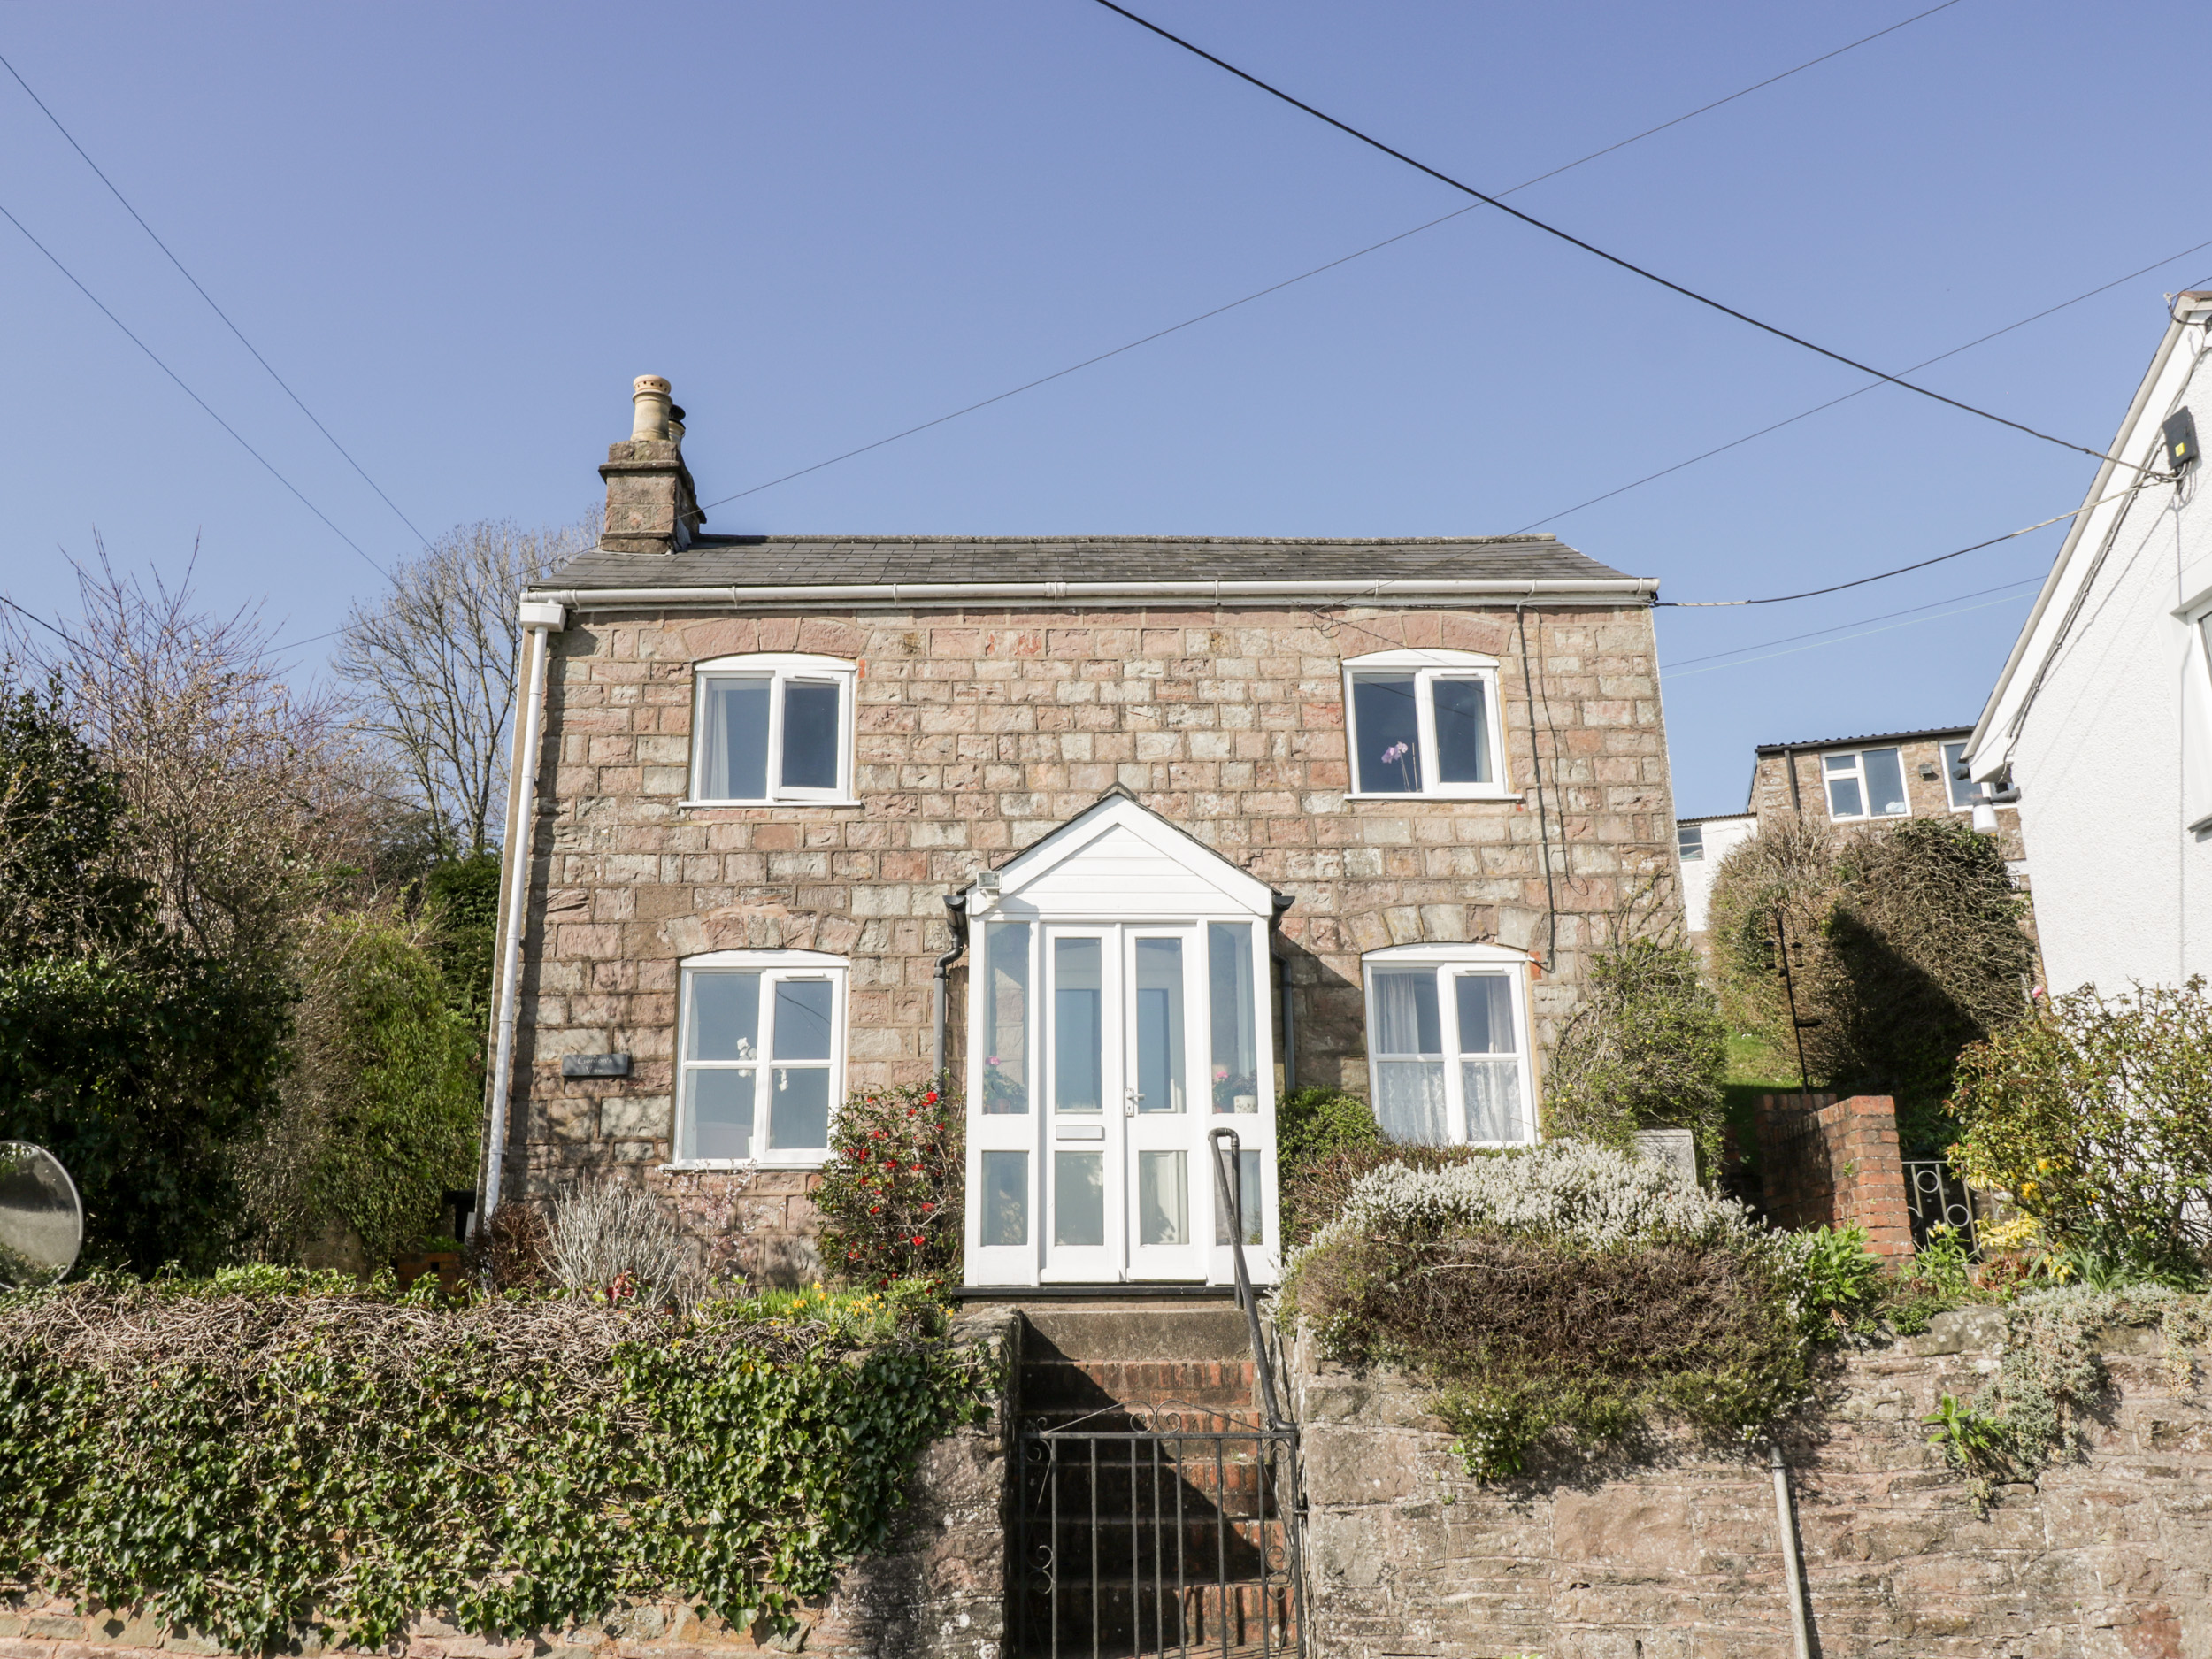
left=1341, top=649, right=1512, bottom=799
left=689, top=654, right=857, bottom=804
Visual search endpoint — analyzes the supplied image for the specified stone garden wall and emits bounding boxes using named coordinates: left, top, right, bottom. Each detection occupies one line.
left=1294, top=1312, right=2212, bottom=1658
left=0, top=1312, right=1017, bottom=1659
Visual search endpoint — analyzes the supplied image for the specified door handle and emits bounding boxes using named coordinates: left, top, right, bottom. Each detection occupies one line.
left=1125, top=1089, right=1139, bottom=1118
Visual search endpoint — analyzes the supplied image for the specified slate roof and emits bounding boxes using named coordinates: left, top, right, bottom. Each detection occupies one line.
left=1752, top=726, right=1974, bottom=756
left=543, top=533, right=1640, bottom=590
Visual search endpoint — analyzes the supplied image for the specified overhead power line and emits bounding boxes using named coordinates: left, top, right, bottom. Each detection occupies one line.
left=1663, top=573, right=2044, bottom=671
left=1513, top=242, right=2212, bottom=533
left=697, top=1, right=1969, bottom=512
left=0, top=198, right=389, bottom=580
left=1664, top=587, right=2039, bottom=680
left=0, top=49, right=432, bottom=552
left=1089, top=0, right=2143, bottom=472
left=1660, top=477, right=2158, bottom=608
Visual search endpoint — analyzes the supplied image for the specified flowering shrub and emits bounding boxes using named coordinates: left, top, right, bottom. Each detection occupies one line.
left=814, top=1082, right=964, bottom=1286
left=1284, top=1143, right=1817, bottom=1479
left=1950, top=979, right=2212, bottom=1268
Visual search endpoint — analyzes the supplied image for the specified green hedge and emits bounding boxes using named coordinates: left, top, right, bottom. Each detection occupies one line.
left=0, top=1274, right=988, bottom=1650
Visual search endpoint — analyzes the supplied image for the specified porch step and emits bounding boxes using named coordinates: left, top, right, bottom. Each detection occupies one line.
left=1020, top=1302, right=1255, bottom=1363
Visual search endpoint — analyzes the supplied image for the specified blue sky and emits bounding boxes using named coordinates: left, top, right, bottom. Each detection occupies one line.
left=4, top=1, right=2206, bottom=816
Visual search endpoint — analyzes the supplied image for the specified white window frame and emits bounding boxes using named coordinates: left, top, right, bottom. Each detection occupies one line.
left=1820, top=745, right=1911, bottom=823
left=667, top=948, right=848, bottom=1170
left=1341, top=649, right=1515, bottom=801
left=686, top=653, right=859, bottom=806
left=1678, top=823, right=1705, bottom=862
left=1360, top=942, right=1539, bottom=1148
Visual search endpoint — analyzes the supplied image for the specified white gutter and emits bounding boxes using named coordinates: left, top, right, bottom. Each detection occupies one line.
left=477, top=600, right=566, bottom=1232
left=526, top=576, right=1658, bottom=611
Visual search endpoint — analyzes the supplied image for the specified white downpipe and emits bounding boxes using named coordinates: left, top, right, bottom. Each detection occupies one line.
left=1770, top=1440, right=1815, bottom=1659
left=479, top=609, right=563, bottom=1230
left=527, top=575, right=1658, bottom=611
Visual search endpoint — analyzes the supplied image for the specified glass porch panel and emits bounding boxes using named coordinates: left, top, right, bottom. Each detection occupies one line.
left=1208, top=922, right=1258, bottom=1112
left=687, top=972, right=762, bottom=1061
left=1212, top=1148, right=1263, bottom=1245
left=780, top=678, right=841, bottom=790
left=1138, top=1149, right=1188, bottom=1246
left=1454, top=973, right=1517, bottom=1055
left=1052, top=938, right=1103, bottom=1112
left=698, top=677, right=771, bottom=800
left=1133, top=936, right=1185, bottom=1112
left=1053, top=1150, right=1105, bottom=1247
left=1352, top=673, right=1421, bottom=793
left=765, top=1064, right=831, bottom=1150
left=1462, top=1056, right=1525, bottom=1143
left=1432, top=677, right=1492, bottom=783
left=980, top=1150, right=1029, bottom=1248
left=983, top=922, right=1031, bottom=1114
left=683, top=1068, right=756, bottom=1160
left=772, top=978, right=834, bottom=1059
left=1862, top=746, right=1909, bottom=816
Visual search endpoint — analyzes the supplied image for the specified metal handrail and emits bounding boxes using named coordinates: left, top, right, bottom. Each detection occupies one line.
left=1208, top=1125, right=1286, bottom=1431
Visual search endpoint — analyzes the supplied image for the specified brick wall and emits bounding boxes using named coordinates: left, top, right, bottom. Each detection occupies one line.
left=1755, top=1092, right=1914, bottom=1257
left=503, top=600, right=1677, bottom=1218
left=1294, top=1315, right=2212, bottom=1657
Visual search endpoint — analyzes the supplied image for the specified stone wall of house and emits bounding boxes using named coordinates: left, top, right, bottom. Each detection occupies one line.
left=504, top=601, right=1676, bottom=1212
left=1294, top=1312, right=2212, bottom=1658
left=0, top=1311, right=1018, bottom=1659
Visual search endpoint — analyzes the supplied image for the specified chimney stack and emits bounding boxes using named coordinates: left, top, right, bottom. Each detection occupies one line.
left=599, top=373, right=703, bottom=554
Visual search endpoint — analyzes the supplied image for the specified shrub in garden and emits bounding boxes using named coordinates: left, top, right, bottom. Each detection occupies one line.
left=0, top=1272, right=984, bottom=1651
left=1284, top=1143, right=1812, bottom=1479
left=237, top=908, right=481, bottom=1264
left=1949, top=979, right=2212, bottom=1267
left=1541, top=937, right=1727, bottom=1166
left=1709, top=816, right=2034, bottom=1152
left=1281, top=1140, right=1489, bottom=1246
left=544, top=1180, right=708, bottom=1307
left=815, top=1082, right=963, bottom=1286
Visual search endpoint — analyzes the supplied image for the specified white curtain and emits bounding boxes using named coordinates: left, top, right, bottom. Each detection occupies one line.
left=1376, top=1059, right=1448, bottom=1144
left=1462, top=1057, right=1525, bottom=1143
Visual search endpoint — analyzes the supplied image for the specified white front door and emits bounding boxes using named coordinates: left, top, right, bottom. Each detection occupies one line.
left=1033, top=924, right=1206, bottom=1282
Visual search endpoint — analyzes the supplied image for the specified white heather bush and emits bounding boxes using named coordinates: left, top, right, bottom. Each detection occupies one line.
left=1301, top=1140, right=1762, bottom=1266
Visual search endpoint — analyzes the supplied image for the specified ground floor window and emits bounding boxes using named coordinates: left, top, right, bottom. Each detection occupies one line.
left=673, top=949, right=847, bottom=1166
left=1362, top=944, right=1536, bottom=1147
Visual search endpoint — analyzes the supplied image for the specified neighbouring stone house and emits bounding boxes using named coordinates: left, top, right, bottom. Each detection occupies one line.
left=477, top=375, right=1681, bottom=1287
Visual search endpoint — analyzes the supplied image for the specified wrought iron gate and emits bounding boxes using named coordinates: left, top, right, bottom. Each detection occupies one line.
left=1015, top=1402, right=1302, bottom=1659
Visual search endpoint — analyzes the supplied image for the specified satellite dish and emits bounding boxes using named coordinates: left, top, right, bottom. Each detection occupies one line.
left=0, top=1141, right=83, bottom=1287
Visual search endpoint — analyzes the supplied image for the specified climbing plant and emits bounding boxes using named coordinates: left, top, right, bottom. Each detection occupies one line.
left=0, top=1272, right=987, bottom=1651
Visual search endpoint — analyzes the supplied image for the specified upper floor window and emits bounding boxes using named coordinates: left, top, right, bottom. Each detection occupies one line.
left=690, top=654, right=856, bottom=804
left=673, top=949, right=847, bottom=1166
left=1678, top=823, right=1705, bottom=862
left=1823, top=746, right=1909, bottom=821
left=1362, top=944, right=1535, bottom=1148
left=1342, top=649, right=1510, bottom=799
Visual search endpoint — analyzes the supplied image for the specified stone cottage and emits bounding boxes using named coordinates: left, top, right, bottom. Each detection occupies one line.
left=476, top=375, right=1680, bottom=1287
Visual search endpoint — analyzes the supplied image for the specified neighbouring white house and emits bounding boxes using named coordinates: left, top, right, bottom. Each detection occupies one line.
left=1676, top=812, right=1756, bottom=941
left=1967, top=290, right=2212, bottom=995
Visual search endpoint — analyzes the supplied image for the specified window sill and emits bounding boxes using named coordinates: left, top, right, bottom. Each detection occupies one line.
left=660, top=1157, right=826, bottom=1172
left=1336, top=801, right=1531, bottom=814
left=677, top=798, right=864, bottom=810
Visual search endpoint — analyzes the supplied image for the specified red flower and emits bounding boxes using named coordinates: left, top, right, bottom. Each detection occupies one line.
left=910, top=1236, right=926, bottom=1247
left=920, top=1201, right=935, bottom=1212
left=869, top=1205, right=882, bottom=1214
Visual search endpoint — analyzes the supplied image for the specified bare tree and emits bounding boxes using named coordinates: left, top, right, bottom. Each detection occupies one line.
left=4, top=541, right=380, bottom=963
left=334, top=512, right=598, bottom=856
